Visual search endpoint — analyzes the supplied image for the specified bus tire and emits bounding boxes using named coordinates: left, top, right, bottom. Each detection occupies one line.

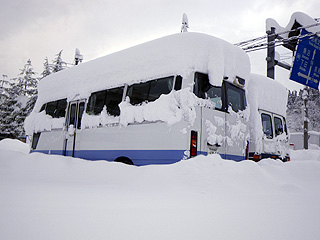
left=114, top=157, right=134, bottom=165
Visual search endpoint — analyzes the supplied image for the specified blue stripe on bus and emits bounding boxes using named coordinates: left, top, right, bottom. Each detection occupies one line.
left=30, top=149, right=245, bottom=165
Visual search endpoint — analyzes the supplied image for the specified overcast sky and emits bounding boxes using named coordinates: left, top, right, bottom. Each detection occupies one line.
left=1, top=0, right=319, bottom=91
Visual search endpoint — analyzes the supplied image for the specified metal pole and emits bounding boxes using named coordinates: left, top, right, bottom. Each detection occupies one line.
left=266, top=27, right=276, bottom=79
left=302, top=87, right=309, bottom=149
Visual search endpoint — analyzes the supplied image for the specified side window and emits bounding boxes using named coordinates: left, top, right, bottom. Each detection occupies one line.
left=87, top=90, right=107, bottom=115
left=127, top=76, right=174, bottom=105
left=77, top=102, right=85, bottom=129
left=194, top=72, right=222, bottom=110
left=148, top=77, right=173, bottom=101
left=55, top=99, right=67, bottom=118
left=86, top=87, right=123, bottom=116
left=207, top=86, right=222, bottom=109
left=174, top=75, right=182, bottom=90
left=225, top=83, right=246, bottom=112
left=261, top=113, right=273, bottom=139
left=44, top=99, right=67, bottom=118
left=274, top=117, right=284, bottom=136
left=46, top=101, right=57, bottom=117
left=105, top=87, right=123, bottom=116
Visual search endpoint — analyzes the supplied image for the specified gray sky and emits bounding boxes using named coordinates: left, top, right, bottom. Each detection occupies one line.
left=1, top=0, right=319, bottom=91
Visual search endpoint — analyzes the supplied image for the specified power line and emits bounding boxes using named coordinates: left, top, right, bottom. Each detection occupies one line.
left=241, top=31, right=320, bottom=53
left=235, top=22, right=320, bottom=51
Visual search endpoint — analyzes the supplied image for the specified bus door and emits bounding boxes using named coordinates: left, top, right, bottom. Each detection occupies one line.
left=194, top=72, right=227, bottom=158
left=64, top=100, right=85, bottom=157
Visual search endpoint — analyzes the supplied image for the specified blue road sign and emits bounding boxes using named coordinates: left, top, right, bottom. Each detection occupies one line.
left=290, top=29, right=320, bottom=90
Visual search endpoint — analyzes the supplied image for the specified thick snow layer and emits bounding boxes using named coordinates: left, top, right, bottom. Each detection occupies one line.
left=266, top=12, right=320, bottom=37
left=0, top=138, right=29, bottom=153
left=24, top=111, right=65, bottom=136
left=247, top=74, right=288, bottom=116
left=34, top=32, right=250, bottom=113
left=0, top=142, right=320, bottom=240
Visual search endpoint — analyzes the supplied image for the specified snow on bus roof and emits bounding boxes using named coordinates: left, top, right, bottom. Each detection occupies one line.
left=247, top=73, right=288, bottom=117
left=35, top=32, right=250, bottom=111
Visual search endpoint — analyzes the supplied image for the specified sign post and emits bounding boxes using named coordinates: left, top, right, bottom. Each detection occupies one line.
left=290, top=29, right=320, bottom=90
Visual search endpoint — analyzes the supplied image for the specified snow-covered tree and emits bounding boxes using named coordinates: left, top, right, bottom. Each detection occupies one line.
left=287, top=88, right=320, bottom=133
left=0, top=60, right=39, bottom=139
left=52, top=50, right=67, bottom=73
left=41, top=57, right=51, bottom=79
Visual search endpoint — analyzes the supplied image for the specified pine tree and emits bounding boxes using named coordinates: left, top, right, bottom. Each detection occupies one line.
left=41, top=57, right=51, bottom=79
left=0, top=60, right=39, bottom=139
left=52, top=50, right=67, bottom=73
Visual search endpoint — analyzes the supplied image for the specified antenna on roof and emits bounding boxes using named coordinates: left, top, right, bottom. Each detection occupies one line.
left=181, top=13, right=189, bottom=33
left=74, top=48, right=83, bottom=65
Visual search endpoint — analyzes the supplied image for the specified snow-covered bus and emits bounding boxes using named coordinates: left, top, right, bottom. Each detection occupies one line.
left=247, top=74, right=290, bottom=161
left=25, top=32, right=251, bottom=166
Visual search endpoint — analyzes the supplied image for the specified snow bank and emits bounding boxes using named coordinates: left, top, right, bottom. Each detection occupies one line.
left=0, top=138, right=29, bottom=154
left=266, top=12, right=320, bottom=37
left=33, top=32, right=250, bottom=113
left=1, top=147, right=320, bottom=240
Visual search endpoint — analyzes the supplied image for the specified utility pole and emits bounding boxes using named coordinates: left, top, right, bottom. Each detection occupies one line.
left=302, top=87, right=309, bottom=149
left=266, top=27, right=276, bottom=79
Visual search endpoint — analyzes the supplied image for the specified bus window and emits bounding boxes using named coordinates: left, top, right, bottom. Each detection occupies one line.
left=194, top=72, right=222, bottom=109
left=127, top=76, right=174, bottom=105
left=194, top=72, right=210, bottom=99
left=46, top=101, right=57, bottom=117
left=105, top=87, right=123, bottom=116
left=54, top=99, right=67, bottom=118
left=261, top=113, right=273, bottom=139
left=77, top=102, right=85, bottom=129
left=87, top=87, right=123, bottom=116
left=207, top=86, right=222, bottom=109
left=87, top=90, right=107, bottom=115
left=69, top=103, right=77, bottom=126
left=174, top=75, right=182, bottom=91
left=225, top=83, right=246, bottom=112
left=148, top=77, right=173, bottom=101
left=274, top=116, right=284, bottom=136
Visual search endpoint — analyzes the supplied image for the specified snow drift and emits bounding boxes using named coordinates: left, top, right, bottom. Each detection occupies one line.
left=0, top=139, right=320, bottom=240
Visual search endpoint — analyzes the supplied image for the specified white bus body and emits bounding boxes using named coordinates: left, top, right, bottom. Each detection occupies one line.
left=25, top=32, right=251, bottom=165
left=247, top=74, right=290, bottom=161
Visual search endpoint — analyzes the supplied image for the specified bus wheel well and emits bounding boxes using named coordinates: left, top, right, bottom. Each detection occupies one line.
left=114, top=157, right=134, bottom=165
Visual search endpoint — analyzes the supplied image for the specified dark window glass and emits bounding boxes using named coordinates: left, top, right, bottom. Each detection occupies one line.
left=174, top=75, right=182, bottom=90
left=77, top=102, right=85, bottom=129
left=46, top=101, right=57, bottom=117
left=261, top=113, right=273, bottom=139
left=105, top=87, right=123, bottom=116
left=194, top=72, right=210, bottom=98
left=87, top=90, right=107, bottom=115
left=194, top=72, right=222, bottom=110
left=127, top=77, right=174, bottom=105
left=69, top=103, right=77, bottom=126
left=54, top=99, right=67, bottom=118
left=148, top=77, right=173, bottom=101
left=127, top=82, right=150, bottom=105
left=40, top=104, right=46, bottom=112
left=274, top=117, right=284, bottom=136
left=226, top=83, right=246, bottom=112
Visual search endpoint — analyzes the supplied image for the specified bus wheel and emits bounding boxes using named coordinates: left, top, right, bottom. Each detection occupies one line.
left=114, top=157, right=134, bottom=165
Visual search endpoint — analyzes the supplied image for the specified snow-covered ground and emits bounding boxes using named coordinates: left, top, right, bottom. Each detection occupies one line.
left=1, top=138, right=320, bottom=240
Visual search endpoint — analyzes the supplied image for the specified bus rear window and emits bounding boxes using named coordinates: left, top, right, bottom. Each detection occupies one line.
left=261, top=113, right=273, bottom=139
left=127, top=76, right=174, bottom=105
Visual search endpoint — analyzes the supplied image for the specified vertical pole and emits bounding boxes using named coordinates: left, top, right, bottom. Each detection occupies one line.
left=266, top=27, right=276, bottom=79
left=302, top=87, right=309, bottom=149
